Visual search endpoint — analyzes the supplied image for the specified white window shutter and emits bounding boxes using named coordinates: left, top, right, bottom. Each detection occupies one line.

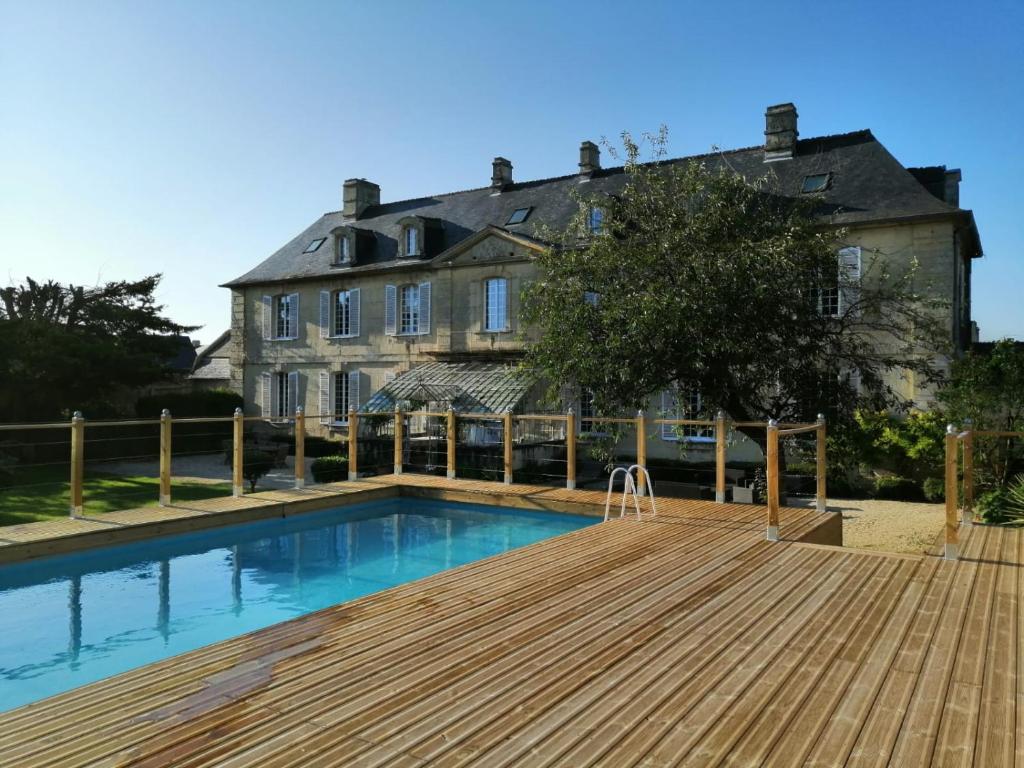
left=262, top=296, right=272, bottom=340
left=287, top=371, right=299, bottom=416
left=318, top=370, right=330, bottom=424
left=349, top=288, right=360, bottom=337
left=838, top=246, right=862, bottom=316
left=418, top=281, right=431, bottom=335
left=384, top=285, right=397, bottom=336
left=348, top=370, right=360, bottom=412
left=320, top=291, right=330, bottom=339
left=288, top=293, right=300, bottom=339
left=848, top=367, right=862, bottom=395
left=261, top=372, right=272, bottom=418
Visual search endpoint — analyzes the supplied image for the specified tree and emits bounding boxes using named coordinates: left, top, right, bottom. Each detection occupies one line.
left=938, top=339, right=1024, bottom=487
left=243, top=450, right=277, bottom=493
left=522, top=130, right=948, bottom=447
left=0, top=275, right=197, bottom=421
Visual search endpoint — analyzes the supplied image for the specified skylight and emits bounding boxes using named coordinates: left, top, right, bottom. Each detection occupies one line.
left=801, top=173, right=831, bottom=194
left=506, top=207, right=532, bottom=225
left=303, top=238, right=326, bottom=253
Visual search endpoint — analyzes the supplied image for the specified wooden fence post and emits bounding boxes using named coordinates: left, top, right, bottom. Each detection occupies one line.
left=766, top=419, right=780, bottom=541
left=69, top=411, right=84, bottom=517
left=232, top=408, right=244, bottom=497
left=566, top=408, right=577, bottom=491
left=503, top=409, right=513, bottom=485
left=348, top=407, right=358, bottom=482
left=962, top=418, right=974, bottom=524
left=294, top=407, right=305, bottom=489
left=715, top=410, right=726, bottom=503
left=394, top=406, right=403, bottom=475
left=944, top=424, right=959, bottom=560
left=636, top=410, right=647, bottom=497
left=446, top=406, right=456, bottom=480
left=816, top=413, right=827, bottom=513
left=159, top=409, right=172, bottom=506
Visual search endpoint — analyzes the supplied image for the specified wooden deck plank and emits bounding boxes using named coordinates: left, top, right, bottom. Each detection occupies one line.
left=1, top=475, right=1019, bottom=767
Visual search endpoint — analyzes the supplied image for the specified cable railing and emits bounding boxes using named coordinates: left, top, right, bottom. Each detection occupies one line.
left=0, top=407, right=830, bottom=528
left=942, top=422, right=1023, bottom=561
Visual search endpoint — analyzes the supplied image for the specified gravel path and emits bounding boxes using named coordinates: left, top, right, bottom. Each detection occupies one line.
left=94, top=453, right=317, bottom=490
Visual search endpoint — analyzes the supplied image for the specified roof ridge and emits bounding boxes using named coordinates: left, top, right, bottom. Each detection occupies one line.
left=320, top=130, right=875, bottom=217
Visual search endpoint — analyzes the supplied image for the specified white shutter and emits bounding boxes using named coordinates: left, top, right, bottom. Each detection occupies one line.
left=287, top=371, right=299, bottom=417
left=418, top=281, right=431, bottom=335
left=261, top=372, right=272, bottom=418
left=348, top=370, right=360, bottom=412
left=660, top=390, right=677, bottom=441
left=838, top=246, right=862, bottom=316
left=384, top=285, right=397, bottom=336
left=288, top=293, right=300, bottom=339
left=262, top=296, right=272, bottom=340
left=349, top=288, right=360, bottom=337
left=848, top=368, right=862, bottom=395
left=320, top=291, right=331, bottom=339
left=319, top=370, right=331, bottom=424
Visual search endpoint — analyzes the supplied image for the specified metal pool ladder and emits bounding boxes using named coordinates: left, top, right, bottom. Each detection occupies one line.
left=604, top=465, right=657, bottom=522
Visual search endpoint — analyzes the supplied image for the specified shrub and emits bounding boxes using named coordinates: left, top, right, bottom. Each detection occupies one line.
left=873, top=475, right=925, bottom=502
left=923, top=477, right=945, bottom=503
left=1004, top=474, right=1024, bottom=523
left=311, top=455, right=348, bottom=483
left=243, top=449, right=276, bottom=493
left=976, top=487, right=1010, bottom=524
left=827, top=472, right=872, bottom=499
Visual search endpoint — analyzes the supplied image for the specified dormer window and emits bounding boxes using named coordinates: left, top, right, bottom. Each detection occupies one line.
left=587, top=207, right=604, bottom=234
left=404, top=226, right=419, bottom=256
left=331, top=225, right=367, bottom=266
left=338, top=236, right=350, bottom=263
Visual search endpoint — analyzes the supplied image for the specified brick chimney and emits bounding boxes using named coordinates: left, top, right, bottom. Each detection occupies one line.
left=579, top=141, right=601, bottom=175
left=491, top=157, right=513, bottom=190
left=764, top=103, right=798, bottom=162
left=342, top=178, right=380, bottom=219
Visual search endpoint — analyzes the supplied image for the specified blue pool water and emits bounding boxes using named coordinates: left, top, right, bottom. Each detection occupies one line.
left=0, top=499, right=593, bottom=712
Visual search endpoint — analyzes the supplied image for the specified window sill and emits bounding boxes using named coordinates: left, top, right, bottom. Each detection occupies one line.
left=660, top=436, right=716, bottom=444
left=480, top=328, right=513, bottom=335
left=328, top=334, right=360, bottom=340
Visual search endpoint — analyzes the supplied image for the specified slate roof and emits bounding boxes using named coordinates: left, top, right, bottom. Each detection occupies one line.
left=363, top=362, right=532, bottom=414
left=225, top=130, right=978, bottom=288
left=189, top=330, right=232, bottom=381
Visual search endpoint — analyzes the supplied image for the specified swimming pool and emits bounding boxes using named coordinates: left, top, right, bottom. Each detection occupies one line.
left=0, top=498, right=594, bottom=712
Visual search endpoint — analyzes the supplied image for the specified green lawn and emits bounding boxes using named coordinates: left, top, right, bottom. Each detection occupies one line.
left=0, top=466, right=232, bottom=527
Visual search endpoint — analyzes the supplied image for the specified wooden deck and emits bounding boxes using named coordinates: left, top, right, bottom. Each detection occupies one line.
left=0, top=475, right=1019, bottom=766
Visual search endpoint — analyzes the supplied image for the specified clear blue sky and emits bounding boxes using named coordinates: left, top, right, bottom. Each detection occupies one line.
left=1, top=0, right=1021, bottom=344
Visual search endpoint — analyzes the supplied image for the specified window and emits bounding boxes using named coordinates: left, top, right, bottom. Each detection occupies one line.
left=801, top=173, right=831, bottom=194
left=587, top=207, right=604, bottom=234
left=274, top=294, right=296, bottom=339
left=334, top=290, right=352, bottom=336
left=817, top=247, right=861, bottom=318
left=506, top=207, right=531, bottom=225
left=304, top=238, right=326, bottom=253
left=818, top=283, right=840, bottom=317
left=385, top=282, right=430, bottom=336
left=485, top=278, right=508, bottom=332
left=404, top=226, right=419, bottom=256
left=274, top=372, right=290, bottom=419
left=579, top=388, right=596, bottom=433
left=660, top=388, right=713, bottom=442
left=338, top=236, right=350, bottom=263
left=400, top=284, right=420, bottom=334
left=584, top=291, right=600, bottom=307
left=333, top=372, right=350, bottom=422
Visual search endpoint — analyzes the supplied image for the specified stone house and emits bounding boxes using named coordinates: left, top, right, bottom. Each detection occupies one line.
left=222, top=103, right=981, bottom=463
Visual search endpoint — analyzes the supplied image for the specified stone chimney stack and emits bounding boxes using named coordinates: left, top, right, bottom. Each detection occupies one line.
left=764, top=103, right=798, bottom=162
left=342, top=178, right=380, bottom=219
left=944, top=168, right=962, bottom=206
left=491, top=157, right=513, bottom=190
left=579, top=141, right=601, bottom=175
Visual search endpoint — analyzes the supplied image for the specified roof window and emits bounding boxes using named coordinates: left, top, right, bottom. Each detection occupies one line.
left=801, top=173, right=831, bottom=194
left=303, top=237, right=326, bottom=253
left=506, top=207, right=532, bottom=225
